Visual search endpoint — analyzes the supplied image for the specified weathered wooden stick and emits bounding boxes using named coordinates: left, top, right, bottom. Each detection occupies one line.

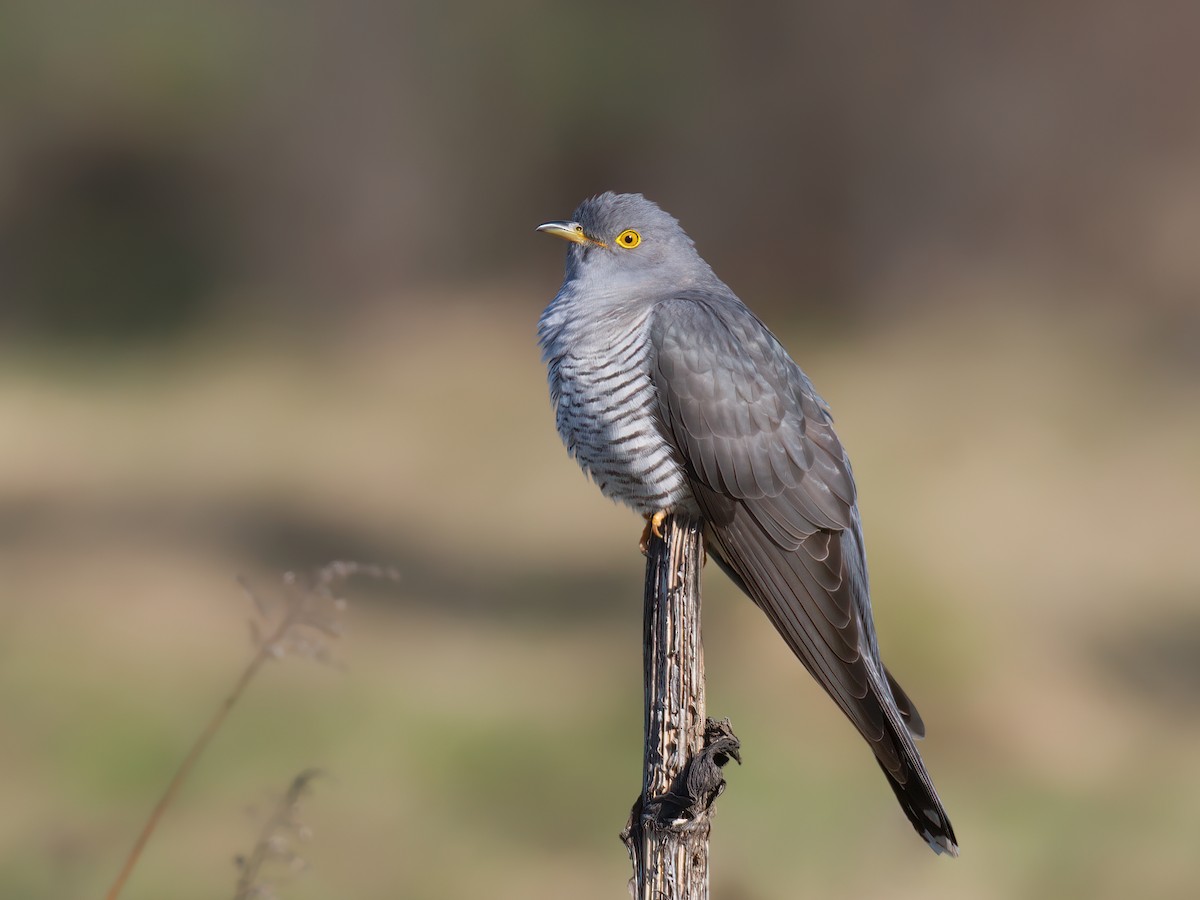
left=622, top=514, right=740, bottom=900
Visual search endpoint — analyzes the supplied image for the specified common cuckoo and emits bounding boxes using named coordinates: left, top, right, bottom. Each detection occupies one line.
left=537, top=192, right=958, bottom=856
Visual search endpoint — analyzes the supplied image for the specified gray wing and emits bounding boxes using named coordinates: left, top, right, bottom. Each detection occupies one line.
left=649, top=292, right=957, bottom=854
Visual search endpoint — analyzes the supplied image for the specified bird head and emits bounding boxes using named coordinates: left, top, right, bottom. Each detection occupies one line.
left=537, top=192, right=712, bottom=292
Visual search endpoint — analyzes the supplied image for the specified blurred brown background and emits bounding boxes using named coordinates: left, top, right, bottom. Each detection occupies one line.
left=2, top=3, right=1199, bottom=898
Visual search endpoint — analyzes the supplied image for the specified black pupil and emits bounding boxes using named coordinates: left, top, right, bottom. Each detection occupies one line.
left=624, top=234, right=633, bottom=243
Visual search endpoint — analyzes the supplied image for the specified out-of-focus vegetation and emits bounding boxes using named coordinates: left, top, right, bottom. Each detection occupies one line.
left=2, top=3, right=1199, bottom=899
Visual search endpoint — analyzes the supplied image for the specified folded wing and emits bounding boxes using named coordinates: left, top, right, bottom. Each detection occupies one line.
left=649, top=293, right=957, bottom=855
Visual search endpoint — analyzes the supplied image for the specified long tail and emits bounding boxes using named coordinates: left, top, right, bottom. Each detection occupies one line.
left=704, top=523, right=958, bottom=855
left=878, top=756, right=958, bottom=855
left=872, top=676, right=959, bottom=856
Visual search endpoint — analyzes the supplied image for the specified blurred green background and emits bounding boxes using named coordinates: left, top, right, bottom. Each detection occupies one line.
left=3, top=3, right=1199, bottom=898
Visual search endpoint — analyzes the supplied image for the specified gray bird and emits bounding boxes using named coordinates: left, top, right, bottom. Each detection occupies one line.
left=537, top=192, right=958, bottom=856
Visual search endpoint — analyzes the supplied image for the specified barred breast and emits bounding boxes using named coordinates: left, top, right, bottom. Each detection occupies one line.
left=539, top=305, right=692, bottom=516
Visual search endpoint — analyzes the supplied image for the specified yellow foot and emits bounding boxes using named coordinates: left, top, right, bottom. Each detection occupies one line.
left=650, top=510, right=667, bottom=538
left=639, top=510, right=669, bottom=555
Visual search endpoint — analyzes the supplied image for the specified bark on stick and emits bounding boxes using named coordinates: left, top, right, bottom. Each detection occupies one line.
left=623, top=515, right=740, bottom=900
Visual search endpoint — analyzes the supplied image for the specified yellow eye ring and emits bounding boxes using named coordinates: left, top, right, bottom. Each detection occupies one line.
left=616, top=229, right=641, bottom=249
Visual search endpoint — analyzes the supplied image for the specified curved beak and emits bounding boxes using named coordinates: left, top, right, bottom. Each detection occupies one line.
left=537, top=220, right=601, bottom=246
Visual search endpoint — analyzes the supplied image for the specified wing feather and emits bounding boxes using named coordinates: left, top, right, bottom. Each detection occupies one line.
left=650, top=293, right=958, bottom=856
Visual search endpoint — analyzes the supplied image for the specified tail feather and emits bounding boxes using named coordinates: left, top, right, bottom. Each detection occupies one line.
left=868, top=657, right=960, bottom=854
left=704, top=529, right=958, bottom=855
left=877, top=756, right=959, bottom=856
left=884, top=665, right=926, bottom=739
left=871, top=678, right=958, bottom=856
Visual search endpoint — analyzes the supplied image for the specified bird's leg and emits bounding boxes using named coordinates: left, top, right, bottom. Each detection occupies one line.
left=639, top=510, right=669, bottom=556
left=639, top=512, right=710, bottom=564
left=650, top=510, right=667, bottom=538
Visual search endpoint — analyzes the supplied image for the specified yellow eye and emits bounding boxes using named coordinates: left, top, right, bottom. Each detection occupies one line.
left=616, top=229, right=641, bottom=249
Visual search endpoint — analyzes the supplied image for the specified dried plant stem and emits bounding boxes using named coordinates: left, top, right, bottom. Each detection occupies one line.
left=233, top=768, right=322, bottom=900
left=104, top=605, right=300, bottom=900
